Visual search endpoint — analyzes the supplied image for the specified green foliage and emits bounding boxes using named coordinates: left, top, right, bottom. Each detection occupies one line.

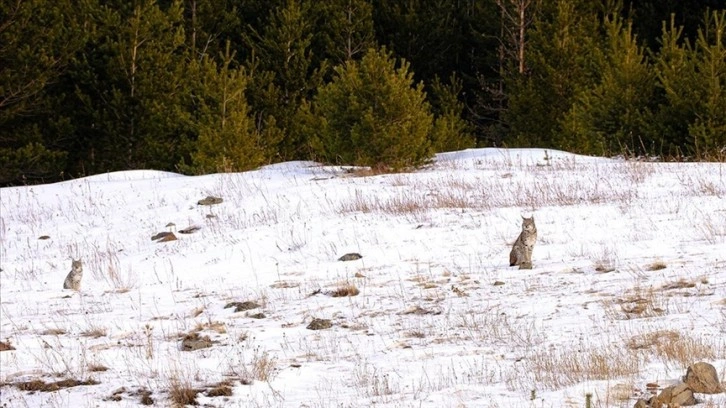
left=429, top=74, right=475, bottom=152
left=4, top=0, right=726, bottom=186
left=181, top=44, right=270, bottom=174
left=562, top=15, right=658, bottom=155
left=181, top=0, right=243, bottom=59
left=310, top=47, right=434, bottom=168
left=651, top=17, right=696, bottom=156
left=308, top=0, right=376, bottom=64
left=656, top=10, right=726, bottom=158
left=505, top=0, right=607, bottom=148
left=0, top=140, right=67, bottom=186
left=0, top=0, right=90, bottom=184
left=687, top=11, right=726, bottom=157
left=243, top=0, right=326, bottom=160
left=66, top=0, right=190, bottom=173
left=0, top=0, right=88, bottom=120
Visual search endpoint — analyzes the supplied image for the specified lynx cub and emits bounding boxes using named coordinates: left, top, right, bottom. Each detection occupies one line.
left=509, top=216, right=537, bottom=270
left=63, top=259, right=83, bottom=290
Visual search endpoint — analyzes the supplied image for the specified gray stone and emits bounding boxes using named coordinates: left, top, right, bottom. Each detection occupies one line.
left=338, top=253, right=362, bottom=262
left=224, top=301, right=260, bottom=312
left=307, top=318, right=332, bottom=330
left=181, top=333, right=212, bottom=351
left=197, top=196, right=223, bottom=206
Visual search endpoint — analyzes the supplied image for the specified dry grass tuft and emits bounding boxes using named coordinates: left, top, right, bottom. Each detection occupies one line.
left=654, top=332, right=717, bottom=368
left=251, top=350, right=277, bottom=382
left=206, top=380, right=234, bottom=397
left=626, top=329, right=679, bottom=351
left=88, top=363, right=109, bottom=372
left=526, top=345, right=640, bottom=390
left=646, top=260, right=668, bottom=271
left=0, top=340, right=15, bottom=351
left=604, top=286, right=666, bottom=320
left=169, top=376, right=198, bottom=407
left=661, top=278, right=696, bottom=290
left=81, top=326, right=108, bottom=338
left=338, top=189, right=428, bottom=217
left=12, top=378, right=100, bottom=392
left=41, top=328, right=67, bottom=336
left=626, top=329, right=717, bottom=369
left=592, top=245, right=618, bottom=273
left=193, top=321, right=227, bottom=334
left=330, top=283, right=360, bottom=297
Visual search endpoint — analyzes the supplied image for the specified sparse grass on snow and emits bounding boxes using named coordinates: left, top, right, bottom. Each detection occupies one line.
left=1, top=148, right=725, bottom=407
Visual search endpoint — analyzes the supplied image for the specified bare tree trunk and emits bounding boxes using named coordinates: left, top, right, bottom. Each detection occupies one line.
left=518, top=2, right=526, bottom=74
left=496, top=0, right=536, bottom=74
left=190, top=0, right=197, bottom=54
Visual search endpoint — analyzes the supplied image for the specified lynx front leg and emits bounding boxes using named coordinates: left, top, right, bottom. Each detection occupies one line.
left=518, top=245, right=534, bottom=270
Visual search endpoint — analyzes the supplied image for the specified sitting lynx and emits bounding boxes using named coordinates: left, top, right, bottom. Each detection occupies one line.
left=63, top=259, right=83, bottom=290
left=509, top=216, right=537, bottom=269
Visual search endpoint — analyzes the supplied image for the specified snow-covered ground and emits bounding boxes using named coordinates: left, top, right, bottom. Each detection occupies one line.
left=1, top=148, right=724, bottom=407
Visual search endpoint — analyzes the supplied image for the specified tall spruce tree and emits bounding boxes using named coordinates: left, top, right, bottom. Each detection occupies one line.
left=0, top=0, right=89, bottom=185
left=182, top=43, right=269, bottom=173
left=307, top=47, right=433, bottom=168
left=243, top=0, right=324, bottom=160
left=656, top=10, right=726, bottom=158
left=688, top=10, right=726, bottom=157
left=561, top=15, right=657, bottom=155
left=68, top=0, right=189, bottom=173
left=505, top=0, right=609, bottom=149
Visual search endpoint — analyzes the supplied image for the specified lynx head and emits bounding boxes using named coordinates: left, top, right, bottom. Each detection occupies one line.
left=521, top=215, right=536, bottom=232
left=71, top=258, right=83, bottom=272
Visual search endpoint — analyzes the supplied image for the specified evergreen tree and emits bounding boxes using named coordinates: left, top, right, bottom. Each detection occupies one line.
left=505, top=0, right=608, bottom=148
left=182, top=0, right=243, bottom=61
left=182, top=43, right=269, bottom=173
left=656, top=10, right=726, bottom=157
left=652, top=16, right=696, bottom=156
left=429, top=74, right=475, bottom=152
left=688, top=10, right=726, bottom=157
left=308, top=0, right=376, bottom=64
left=308, top=47, right=433, bottom=168
left=0, top=0, right=89, bottom=184
left=561, top=15, right=657, bottom=155
left=243, top=0, right=324, bottom=160
left=68, top=0, right=189, bottom=173
left=623, top=0, right=726, bottom=52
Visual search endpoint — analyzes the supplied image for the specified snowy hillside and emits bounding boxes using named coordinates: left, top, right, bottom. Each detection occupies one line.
left=1, top=148, right=724, bottom=407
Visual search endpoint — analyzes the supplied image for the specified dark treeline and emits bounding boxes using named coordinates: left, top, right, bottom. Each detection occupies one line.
left=1, top=0, right=725, bottom=185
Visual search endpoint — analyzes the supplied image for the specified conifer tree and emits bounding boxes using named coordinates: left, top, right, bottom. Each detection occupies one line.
left=687, top=10, right=726, bottom=157
left=309, top=47, right=433, bottom=168
left=0, top=0, right=88, bottom=184
left=505, top=0, right=607, bottom=148
left=243, top=0, right=324, bottom=160
left=308, top=0, right=376, bottom=64
left=561, top=15, right=657, bottom=155
left=656, top=10, right=726, bottom=158
left=182, top=43, right=268, bottom=173
left=69, top=0, right=189, bottom=173
left=429, top=74, right=475, bottom=152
